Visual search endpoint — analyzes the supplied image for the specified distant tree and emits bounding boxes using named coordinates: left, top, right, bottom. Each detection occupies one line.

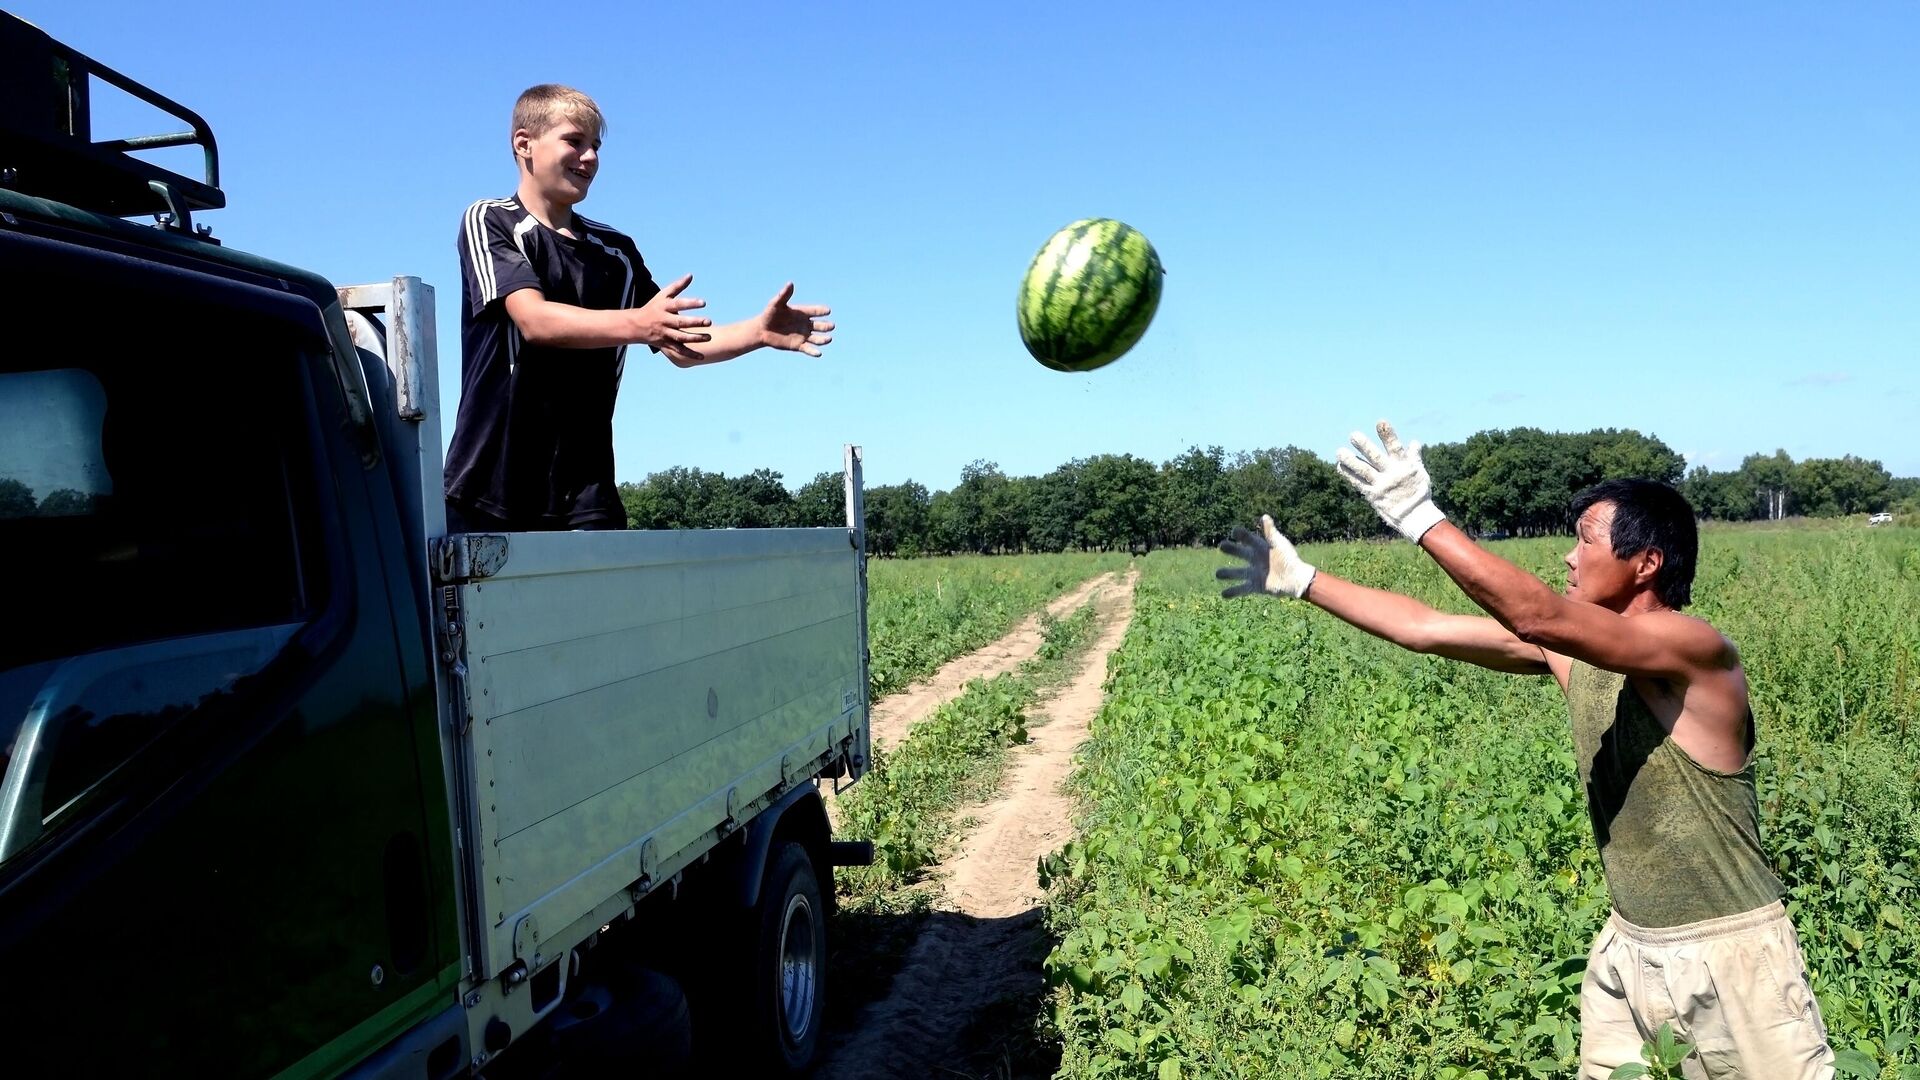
left=1683, top=466, right=1760, bottom=521
left=1026, top=461, right=1088, bottom=553
left=933, top=460, right=1007, bottom=553
left=1156, top=445, right=1236, bottom=548
left=35, top=488, right=95, bottom=516
left=622, top=466, right=723, bottom=529
left=1740, top=450, right=1794, bottom=520
left=1435, top=427, right=1684, bottom=536
left=1077, top=453, right=1161, bottom=551
left=607, top=426, right=1907, bottom=554
left=865, top=481, right=931, bottom=556
left=1584, top=429, right=1686, bottom=487
left=992, top=475, right=1039, bottom=553
left=1792, top=456, right=1892, bottom=517
left=720, top=468, right=794, bottom=528
left=0, top=477, right=35, bottom=518
left=1270, top=446, right=1373, bottom=542
left=1223, top=447, right=1376, bottom=542
left=1888, top=476, right=1920, bottom=515
left=791, top=471, right=844, bottom=528
left=1446, top=428, right=1570, bottom=535
left=1226, top=448, right=1289, bottom=533
left=926, top=488, right=963, bottom=554
left=981, top=470, right=1031, bottom=553
left=1424, top=441, right=1468, bottom=518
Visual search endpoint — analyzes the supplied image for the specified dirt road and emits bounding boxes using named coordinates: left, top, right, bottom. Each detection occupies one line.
left=866, top=571, right=1121, bottom=753
left=811, top=568, right=1138, bottom=1079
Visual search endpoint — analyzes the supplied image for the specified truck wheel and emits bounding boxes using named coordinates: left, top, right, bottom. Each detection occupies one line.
left=750, top=840, right=827, bottom=1072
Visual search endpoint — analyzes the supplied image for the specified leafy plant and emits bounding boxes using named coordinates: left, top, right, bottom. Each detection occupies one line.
left=1041, top=525, right=1919, bottom=1077
left=1608, top=1022, right=1692, bottom=1079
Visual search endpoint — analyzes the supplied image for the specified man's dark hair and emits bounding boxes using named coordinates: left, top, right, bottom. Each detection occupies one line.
left=1569, top=478, right=1698, bottom=609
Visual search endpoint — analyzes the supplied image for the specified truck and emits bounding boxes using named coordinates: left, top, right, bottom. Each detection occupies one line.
left=0, top=12, right=874, bottom=1077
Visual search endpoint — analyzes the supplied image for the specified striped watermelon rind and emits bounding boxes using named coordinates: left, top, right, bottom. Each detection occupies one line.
left=1017, top=218, right=1164, bottom=372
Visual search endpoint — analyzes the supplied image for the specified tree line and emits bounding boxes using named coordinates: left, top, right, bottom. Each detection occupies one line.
left=615, top=428, right=1917, bottom=556
left=5, top=429, right=1903, bottom=550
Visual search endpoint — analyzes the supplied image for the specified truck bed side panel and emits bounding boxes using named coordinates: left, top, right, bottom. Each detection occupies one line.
left=456, top=527, right=864, bottom=975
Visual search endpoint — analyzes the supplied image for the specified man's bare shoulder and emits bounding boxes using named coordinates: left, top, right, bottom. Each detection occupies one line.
left=1640, top=608, right=1741, bottom=672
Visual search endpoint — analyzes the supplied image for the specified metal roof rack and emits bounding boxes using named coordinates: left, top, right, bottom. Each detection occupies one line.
left=0, top=11, right=224, bottom=234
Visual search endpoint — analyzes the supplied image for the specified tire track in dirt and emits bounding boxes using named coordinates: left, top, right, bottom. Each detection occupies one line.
left=811, top=568, right=1137, bottom=1079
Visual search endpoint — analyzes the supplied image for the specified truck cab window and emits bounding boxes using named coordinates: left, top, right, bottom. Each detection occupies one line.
left=0, top=290, right=326, bottom=863
left=0, top=369, right=112, bottom=519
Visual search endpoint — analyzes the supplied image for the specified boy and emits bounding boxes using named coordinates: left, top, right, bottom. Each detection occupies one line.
left=444, top=84, right=834, bottom=532
left=1217, top=420, right=1834, bottom=1079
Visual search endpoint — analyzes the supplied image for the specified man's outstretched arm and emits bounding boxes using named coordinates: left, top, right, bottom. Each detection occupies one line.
left=1307, top=571, right=1552, bottom=674
left=1219, top=516, right=1550, bottom=675
left=1336, top=420, right=1730, bottom=681
left=1418, top=520, right=1729, bottom=679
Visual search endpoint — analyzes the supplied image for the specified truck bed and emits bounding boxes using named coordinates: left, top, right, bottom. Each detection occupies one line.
left=447, top=526, right=869, bottom=977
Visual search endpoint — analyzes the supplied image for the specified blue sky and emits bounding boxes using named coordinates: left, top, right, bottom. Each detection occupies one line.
left=23, top=1, right=1918, bottom=488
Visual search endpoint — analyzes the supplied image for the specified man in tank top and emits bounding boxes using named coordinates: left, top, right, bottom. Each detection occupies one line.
left=1216, top=419, right=1834, bottom=1080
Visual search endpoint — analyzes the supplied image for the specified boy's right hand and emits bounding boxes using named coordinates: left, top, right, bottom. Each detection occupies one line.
left=632, top=274, right=712, bottom=362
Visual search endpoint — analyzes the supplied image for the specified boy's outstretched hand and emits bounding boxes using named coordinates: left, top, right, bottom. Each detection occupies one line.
left=755, top=282, right=835, bottom=357
left=634, top=273, right=713, bottom=365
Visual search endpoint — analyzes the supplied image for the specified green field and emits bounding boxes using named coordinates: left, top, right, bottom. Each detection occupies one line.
left=865, top=551, right=1130, bottom=701
left=1043, top=524, right=1920, bottom=1078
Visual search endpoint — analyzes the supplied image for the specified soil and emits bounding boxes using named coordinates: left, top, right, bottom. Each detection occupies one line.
left=810, top=568, right=1139, bottom=1079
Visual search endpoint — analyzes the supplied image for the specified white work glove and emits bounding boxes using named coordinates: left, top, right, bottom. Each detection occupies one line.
left=1335, top=419, right=1446, bottom=543
left=1217, top=515, right=1317, bottom=599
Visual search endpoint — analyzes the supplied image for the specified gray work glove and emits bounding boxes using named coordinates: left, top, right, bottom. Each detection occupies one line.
left=1217, top=515, right=1317, bottom=599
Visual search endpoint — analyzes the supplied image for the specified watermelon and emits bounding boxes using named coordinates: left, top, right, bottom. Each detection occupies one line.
left=1017, top=218, right=1164, bottom=372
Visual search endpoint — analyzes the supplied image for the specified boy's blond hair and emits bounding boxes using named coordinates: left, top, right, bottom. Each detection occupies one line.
left=510, top=84, right=605, bottom=161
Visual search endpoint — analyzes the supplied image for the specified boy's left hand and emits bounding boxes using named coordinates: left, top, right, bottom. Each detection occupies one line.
left=755, top=282, right=835, bottom=357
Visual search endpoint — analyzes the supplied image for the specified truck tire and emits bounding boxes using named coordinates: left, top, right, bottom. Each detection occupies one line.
left=748, top=839, right=828, bottom=1072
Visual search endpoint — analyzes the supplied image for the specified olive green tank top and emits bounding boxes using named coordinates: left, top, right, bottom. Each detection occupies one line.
left=1565, top=659, right=1781, bottom=927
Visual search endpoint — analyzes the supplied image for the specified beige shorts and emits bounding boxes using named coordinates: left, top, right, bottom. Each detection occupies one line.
left=1580, top=900, right=1835, bottom=1080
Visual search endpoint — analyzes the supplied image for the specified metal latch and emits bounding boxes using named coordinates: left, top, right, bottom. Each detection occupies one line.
left=438, top=584, right=470, bottom=734
left=438, top=534, right=511, bottom=581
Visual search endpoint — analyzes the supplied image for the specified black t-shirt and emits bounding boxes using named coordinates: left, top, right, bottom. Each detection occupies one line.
left=444, top=197, right=660, bottom=528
